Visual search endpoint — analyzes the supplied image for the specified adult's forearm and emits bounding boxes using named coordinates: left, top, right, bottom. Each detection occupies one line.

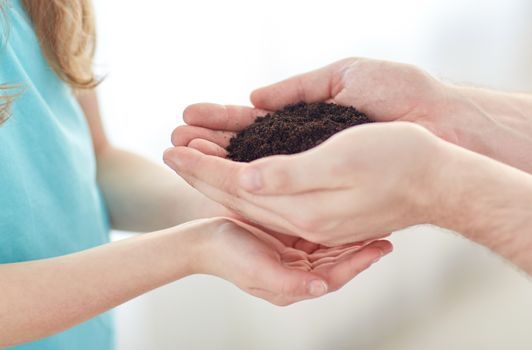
left=0, top=222, right=206, bottom=347
left=449, top=85, right=532, bottom=173
left=437, top=142, right=532, bottom=274
left=97, top=147, right=225, bottom=232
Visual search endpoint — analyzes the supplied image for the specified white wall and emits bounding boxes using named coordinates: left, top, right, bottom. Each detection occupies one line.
left=92, top=1, right=532, bottom=349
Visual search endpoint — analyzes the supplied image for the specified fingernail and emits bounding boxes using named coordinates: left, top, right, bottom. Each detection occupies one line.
left=239, top=168, right=262, bottom=191
left=308, top=280, right=328, bottom=297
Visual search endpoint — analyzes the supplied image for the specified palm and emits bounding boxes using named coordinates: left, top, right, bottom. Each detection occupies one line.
left=212, top=220, right=389, bottom=305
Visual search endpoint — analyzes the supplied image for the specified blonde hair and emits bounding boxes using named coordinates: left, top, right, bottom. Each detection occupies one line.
left=1, top=0, right=97, bottom=124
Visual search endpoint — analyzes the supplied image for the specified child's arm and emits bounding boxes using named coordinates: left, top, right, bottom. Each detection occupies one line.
left=0, top=217, right=391, bottom=347
left=77, top=90, right=226, bottom=232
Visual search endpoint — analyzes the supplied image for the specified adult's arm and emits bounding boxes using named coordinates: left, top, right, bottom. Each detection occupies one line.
left=436, top=140, right=532, bottom=273
left=165, top=122, right=532, bottom=275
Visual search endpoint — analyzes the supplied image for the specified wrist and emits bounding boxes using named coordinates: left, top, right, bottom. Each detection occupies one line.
left=172, top=217, right=235, bottom=276
left=443, top=84, right=532, bottom=173
left=133, top=218, right=219, bottom=283
left=432, top=142, right=532, bottom=272
left=430, top=142, right=488, bottom=234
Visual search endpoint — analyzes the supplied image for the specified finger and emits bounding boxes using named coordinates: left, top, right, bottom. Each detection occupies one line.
left=250, top=58, right=355, bottom=111
left=237, top=148, right=348, bottom=195
left=311, top=242, right=367, bottom=259
left=164, top=146, right=359, bottom=240
left=248, top=272, right=326, bottom=306
left=281, top=250, right=310, bottom=264
left=294, top=239, right=320, bottom=254
left=260, top=229, right=319, bottom=253
left=284, top=260, right=313, bottom=272
left=183, top=103, right=268, bottom=131
left=314, top=240, right=393, bottom=292
left=263, top=231, right=300, bottom=249
left=313, top=240, right=392, bottom=271
left=237, top=123, right=383, bottom=195
left=267, top=268, right=330, bottom=302
left=309, top=245, right=367, bottom=266
left=179, top=170, right=300, bottom=235
left=163, top=146, right=243, bottom=195
left=171, top=125, right=234, bottom=148
left=163, top=146, right=349, bottom=238
left=228, top=219, right=292, bottom=252
left=163, top=147, right=305, bottom=236
left=188, top=139, right=228, bottom=157
left=311, top=247, right=367, bottom=267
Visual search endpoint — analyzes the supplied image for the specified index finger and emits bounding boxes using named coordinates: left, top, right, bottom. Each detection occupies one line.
left=313, top=240, right=393, bottom=292
left=183, top=103, right=268, bottom=132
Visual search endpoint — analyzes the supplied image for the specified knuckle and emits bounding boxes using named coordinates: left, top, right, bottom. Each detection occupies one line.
left=271, top=172, right=291, bottom=192
left=392, top=121, right=429, bottom=138
left=220, top=173, right=241, bottom=197
left=257, top=157, right=293, bottom=192
left=341, top=57, right=360, bottom=68
left=295, top=75, right=308, bottom=102
left=397, top=122, right=437, bottom=149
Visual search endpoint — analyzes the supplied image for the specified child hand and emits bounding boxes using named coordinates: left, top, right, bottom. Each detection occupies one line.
left=197, top=218, right=392, bottom=306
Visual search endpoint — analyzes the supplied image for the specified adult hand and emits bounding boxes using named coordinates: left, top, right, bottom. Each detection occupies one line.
left=164, top=58, right=532, bottom=273
left=172, top=57, right=532, bottom=173
left=199, top=218, right=393, bottom=306
left=165, top=122, right=446, bottom=246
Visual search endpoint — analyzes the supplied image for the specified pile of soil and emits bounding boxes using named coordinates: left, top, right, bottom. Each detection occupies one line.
left=226, top=102, right=373, bottom=162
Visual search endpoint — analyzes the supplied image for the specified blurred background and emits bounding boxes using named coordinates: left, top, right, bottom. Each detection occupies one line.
left=92, top=0, right=532, bottom=349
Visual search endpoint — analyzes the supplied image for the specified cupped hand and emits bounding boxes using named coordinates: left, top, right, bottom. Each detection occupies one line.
left=172, top=57, right=532, bottom=173
left=165, top=122, right=448, bottom=246
left=169, top=57, right=450, bottom=159
left=199, top=218, right=392, bottom=306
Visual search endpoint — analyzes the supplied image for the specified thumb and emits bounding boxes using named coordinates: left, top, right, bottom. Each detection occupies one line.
left=250, top=58, right=354, bottom=111
left=237, top=146, right=349, bottom=195
left=262, top=266, right=329, bottom=305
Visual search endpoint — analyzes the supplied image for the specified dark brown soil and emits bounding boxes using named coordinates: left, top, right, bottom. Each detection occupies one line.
left=226, top=102, right=373, bottom=162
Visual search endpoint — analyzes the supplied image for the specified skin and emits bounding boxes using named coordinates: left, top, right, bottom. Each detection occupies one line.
left=164, top=57, right=532, bottom=274
left=170, top=58, right=532, bottom=174
left=0, top=90, right=391, bottom=347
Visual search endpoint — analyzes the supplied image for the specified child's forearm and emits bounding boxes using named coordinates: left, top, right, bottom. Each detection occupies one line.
left=78, top=90, right=224, bottom=232
left=437, top=142, right=532, bottom=273
left=0, top=221, right=208, bottom=347
left=96, top=147, right=227, bottom=232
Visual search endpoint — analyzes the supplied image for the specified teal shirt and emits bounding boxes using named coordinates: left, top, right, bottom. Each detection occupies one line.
left=0, top=1, right=113, bottom=348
